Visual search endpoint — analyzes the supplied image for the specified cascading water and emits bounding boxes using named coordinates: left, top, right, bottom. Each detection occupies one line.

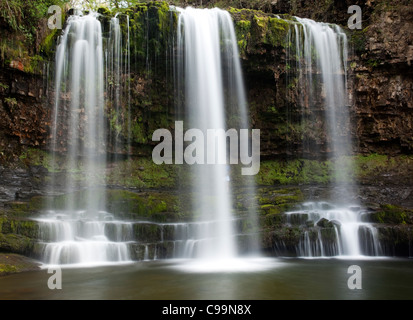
left=176, top=7, right=258, bottom=262
left=39, top=13, right=133, bottom=266
left=284, top=18, right=382, bottom=258
left=106, top=13, right=131, bottom=155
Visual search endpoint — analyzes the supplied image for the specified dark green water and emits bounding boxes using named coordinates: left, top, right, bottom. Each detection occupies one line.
left=0, top=258, right=412, bottom=300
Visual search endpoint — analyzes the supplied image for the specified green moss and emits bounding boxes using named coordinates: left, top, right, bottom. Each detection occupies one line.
left=233, top=19, right=251, bottom=54
left=0, top=263, right=18, bottom=274
left=0, top=233, right=34, bottom=255
left=250, top=14, right=290, bottom=48
left=19, top=148, right=56, bottom=172
left=263, top=212, right=287, bottom=227
left=257, top=187, right=303, bottom=219
left=0, top=253, right=39, bottom=275
left=131, top=121, right=148, bottom=144
left=23, top=55, right=44, bottom=74
left=354, top=153, right=398, bottom=179
left=367, top=58, right=381, bottom=68
left=107, top=108, right=123, bottom=137
left=257, top=154, right=413, bottom=187
left=0, top=217, right=39, bottom=238
left=372, top=205, right=412, bottom=225
left=230, top=8, right=292, bottom=54
left=257, top=159, right=332, bottom=185
left=107, top=157, right=176, bottom=189
left=266, top=17, right=290, bottom=47
left=97, top=6, right=111, bottom=16
left=42, top=188, right=180, bottom=221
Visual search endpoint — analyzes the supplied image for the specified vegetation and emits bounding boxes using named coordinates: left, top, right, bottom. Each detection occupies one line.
left=0, top=0, right=68, bottom=43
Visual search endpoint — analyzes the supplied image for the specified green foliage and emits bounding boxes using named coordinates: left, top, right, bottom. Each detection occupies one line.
left=367, top=58, right=380, bottom=68
left=19, top=148, right=56, bottom=171
left=231, top=8, right=292, bottom=55
left=40, top=28, right=60, bottom=57
left=0, top=0, right=69, bottom=45
left=4, top=97, right=18, bottom=111
left=0, top=263, right=18, bottom=274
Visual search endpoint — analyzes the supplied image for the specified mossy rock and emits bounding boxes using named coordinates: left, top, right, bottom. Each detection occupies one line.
left=316, top=218, right=334, bottom=228
left=132, top=223, right=162, bottom=242
left=266, top=226, right=301, bottom=246
left=3, top=197, right=46, bottom=217
left=0, top=217, right=39, bottom=239
left=287, top=213, right=309, bottom=226
left=257, top=187, right=303, bottom=217
left=370, top=204, right=413, bottom=225
left=376, top=225, right=413, bottom=256
left=263, top=212, right=287, bottom=227
left=0, top=253, right=40, bottom=276
left=256, top=159, right=332, bottom=185
left=0, top=233, right=35, bottom=255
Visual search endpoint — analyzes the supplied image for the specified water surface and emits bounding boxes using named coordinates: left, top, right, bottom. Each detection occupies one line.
left=0, top=258, right=412, bottom=300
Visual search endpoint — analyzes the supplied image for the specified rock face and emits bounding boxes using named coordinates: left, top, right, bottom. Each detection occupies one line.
left=353, top=3, right=413, bottom=155
left=0, top=66, right=49, bottom=161
left=0, top=1, right=412, bottom=161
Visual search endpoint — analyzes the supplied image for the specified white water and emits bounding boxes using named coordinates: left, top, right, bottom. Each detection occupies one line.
left=293, top=17, right=351, bottom=195
left=176, top=7, right=258, bottom=261
left=285, top=18, right=382, bottom=257
left=286, top=202, right=382, bottom=257
left=43, top=13, right=132, bottom=266
left=106, top=14, right=131, bottom=154
left=35, top=211, right=132, bottom=266
left=50, top=13, right=106, bottom=212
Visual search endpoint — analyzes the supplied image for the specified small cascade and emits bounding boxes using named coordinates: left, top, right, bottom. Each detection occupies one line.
left=35, top=211, right=132, bottom=265
left=359, top=224, right=383, bottom=256
left=33, top=217, right=255, bottom=263
left=284, top=202, right=383, bottom=257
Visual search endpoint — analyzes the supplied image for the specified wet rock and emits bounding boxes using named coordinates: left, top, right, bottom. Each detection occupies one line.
left=0, top=253, right=41, bottom=276
left=287, top=213, right=309, bottom=226
left=316, top=218, right=334, bottom=228
left=375, top=225, right=413, bottom=257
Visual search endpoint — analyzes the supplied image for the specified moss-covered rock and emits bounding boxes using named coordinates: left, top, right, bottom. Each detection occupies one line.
left=376, top=225, right=413, bottom=256
left=370, top=204, right=413, bottom=225
left=256, top=159, right=332, bottom=185
left=0, top=233, right=35, bottom=255
left=230, top=7, right=291, bottom=55
left=0, top=217, right=39, bottom=239
left=0, top=253, right=40, bottom=276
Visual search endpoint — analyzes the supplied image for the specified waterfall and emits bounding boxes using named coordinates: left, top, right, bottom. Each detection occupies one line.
left=176, top=7, right=258, bottom=261
left=41, top=13, right=132, bottom=266
left=50, top=13, right=106, bottom=213
left=106, top=14, right=131, bottom=155
left=35, top=211, right=132, bottom=265
left=284, top=18, right=382, bottom=257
